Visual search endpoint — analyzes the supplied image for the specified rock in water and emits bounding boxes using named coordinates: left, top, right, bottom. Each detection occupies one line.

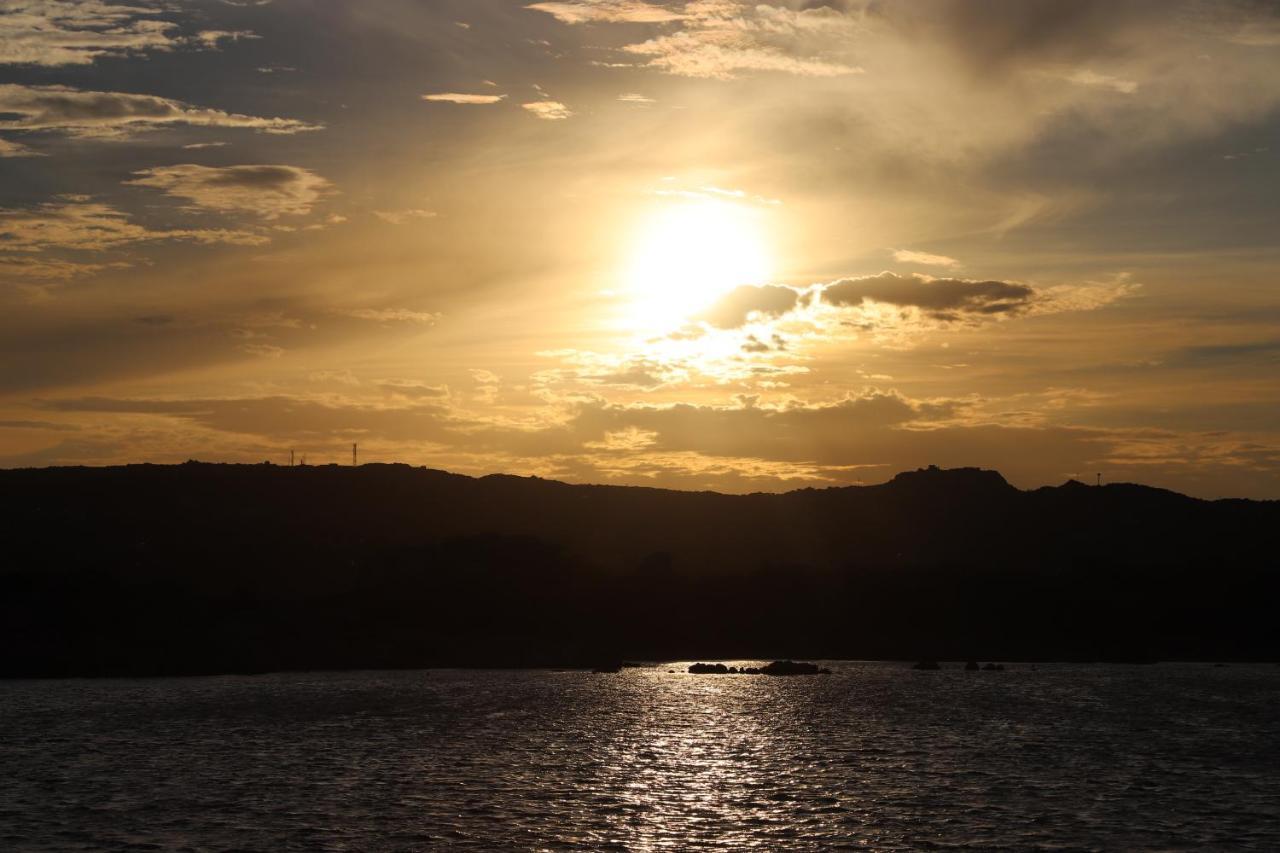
left=761, top=660, right=830, bottom=676
left=688, top=662, right=729, bottom=674
left=687, top=660, right=830, bottom=675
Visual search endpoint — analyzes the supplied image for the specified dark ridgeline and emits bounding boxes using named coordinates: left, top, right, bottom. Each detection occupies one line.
left=0, top=462, right=1276, bottom=677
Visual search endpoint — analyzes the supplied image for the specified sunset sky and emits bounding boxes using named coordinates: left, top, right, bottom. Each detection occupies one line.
left=1, top=0, right=1278, bottom=497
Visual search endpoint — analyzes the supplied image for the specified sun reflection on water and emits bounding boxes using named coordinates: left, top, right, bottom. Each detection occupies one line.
left=583, top=663, right=829, bottom=850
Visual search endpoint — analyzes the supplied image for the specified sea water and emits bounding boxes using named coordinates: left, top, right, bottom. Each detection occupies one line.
left=1, top=662, right=1277, bottom=850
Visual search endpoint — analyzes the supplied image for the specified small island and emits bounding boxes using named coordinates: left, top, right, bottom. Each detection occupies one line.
left=688, top=660, right=832, bottom=676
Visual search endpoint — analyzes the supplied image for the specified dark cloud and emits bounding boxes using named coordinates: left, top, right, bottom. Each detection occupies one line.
left=561, top=390, right=962, bottom=462
left=37, top=389, right=955, bottom=462
left=691, top=272, right=1100, bottom=327
left=699, top=284, right=802, bottom=328
left=1166, top=339, right=1280, bottom=368
left=869, top=0, right=1171, bottom=72
left=821, top=272, right=1035, bottom=321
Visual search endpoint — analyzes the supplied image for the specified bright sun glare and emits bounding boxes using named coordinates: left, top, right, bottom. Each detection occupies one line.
left=625, top=199, right=773, bottom=330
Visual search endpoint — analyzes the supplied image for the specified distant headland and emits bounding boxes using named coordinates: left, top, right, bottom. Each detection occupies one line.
left=1, top=462, right=1276, bottom=677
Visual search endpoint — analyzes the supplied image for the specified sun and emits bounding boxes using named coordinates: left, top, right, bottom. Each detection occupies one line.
left=624, top=198, right=774, bottom=331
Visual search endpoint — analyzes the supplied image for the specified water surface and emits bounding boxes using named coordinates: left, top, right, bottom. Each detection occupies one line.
left=1, top=663, right=1277, bottom=850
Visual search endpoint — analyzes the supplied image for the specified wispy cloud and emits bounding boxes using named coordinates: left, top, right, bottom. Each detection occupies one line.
left=0, top=0, right=179, bottom=66
left=892, top=249, right=960, bottom=268
left=0, top=255, right=123, bottom=281
left=422, top=92, right=507, bottom=105
left=191, top=29, right=259, bottom=48
left=372, top=209, right=438, bottom=225
left=343, top=308, right=440, bottom=324
left=523, top=100, right=574, bottom=120
left=0, top=84, right=321, bottom=139
left=0, top=198, right=267, bottom=253
left=525, top=1, right=685, bottom=25
left=126, top=165, right=334, bottom=220
left=0, top=137, right=43, bottom=157
left=534, top=2, right=864, bottom=80
left=1065, top=68, right=1138, bottom=95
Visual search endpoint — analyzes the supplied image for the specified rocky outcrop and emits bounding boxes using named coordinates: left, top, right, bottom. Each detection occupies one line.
left=687, top=660, right=831, bottom=675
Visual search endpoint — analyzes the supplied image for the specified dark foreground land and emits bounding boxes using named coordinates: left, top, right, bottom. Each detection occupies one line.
left=1, top=463, right=1276, bottom=676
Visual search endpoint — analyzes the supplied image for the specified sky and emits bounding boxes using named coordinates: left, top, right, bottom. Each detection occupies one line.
left=1, top=0, right=1278, bottom=498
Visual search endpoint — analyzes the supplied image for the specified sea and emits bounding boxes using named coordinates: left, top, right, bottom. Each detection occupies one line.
left=1, top=662, right=1277, bottom=851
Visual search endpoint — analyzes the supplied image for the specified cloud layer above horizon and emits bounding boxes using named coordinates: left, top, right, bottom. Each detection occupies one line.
left=1, top=0, right=1278, bottom=499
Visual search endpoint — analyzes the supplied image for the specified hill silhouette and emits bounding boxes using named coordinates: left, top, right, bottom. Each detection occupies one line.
left=1, top=462, right=1276, bottom=676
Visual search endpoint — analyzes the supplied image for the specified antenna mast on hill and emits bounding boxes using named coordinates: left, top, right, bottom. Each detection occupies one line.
left=353, top=443, right=358, bottom=467
left=1097, top=473, right=1102, bottom=487
left=290, top=449, right=295, bottom=467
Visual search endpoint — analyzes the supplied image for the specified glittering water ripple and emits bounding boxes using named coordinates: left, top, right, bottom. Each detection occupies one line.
left=1, top=663, right=1277, bottom=850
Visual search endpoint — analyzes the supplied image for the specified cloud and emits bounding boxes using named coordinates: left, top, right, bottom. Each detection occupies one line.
left=1227, top=18, right=1280, bottom=46
left=892, top=249, right=959, bottom=268
left=693, top=271, right=1135, bottom=331
left=372, top=209, right=438, bottom=225
left=422, top=93, right=507, bottom=104
left=698, top=284, right=801, bottom=329
left=522, top=100, right=574, bottom=120
left=1065, top=68, right=1139, bottom=94
left=871, top=0, right=1202, bottom=76
left=624, top=30, right=863, bottom=80
left=376, top=379, right=450, bottom=399
left=239, top=342, right=284, bottom=358
left=618, top=93, right=656, bottom=104
left=343, top=308, right=440, bottom=324
left=0, top=255, right=123, bottom=281
left=126, top=165, right=334, bottom=219
left=30, top=385, right=1278, bottom=497
left=0, top=419, right=79, bottom=431
left=538, top=0, right=1280, bottom=171
left=525, top=1, right=685, bottom=24
left=821, top=272, right=1035, bottom=321
left=0, top=199, right=267, bottom=254
left=41, top=395, right=459, bottom=446
left=533, top=2, right=865, bottom=80
left=191, top=29, right=259, bottom=48
left=857, top=0, right=1280, bottom=156
left=0, top=0, right=179, bottom=66
left=0, top=137, right=42, bottom=157
left=563, top=390, right=964, bottom=459
left=0, top=84, right=321, bottom=139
